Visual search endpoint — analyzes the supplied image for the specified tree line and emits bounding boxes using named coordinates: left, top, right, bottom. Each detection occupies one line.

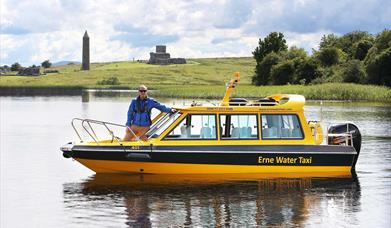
left=252, top=30, right=391, bottom=87
left=1, top=60, right=52, bottom=72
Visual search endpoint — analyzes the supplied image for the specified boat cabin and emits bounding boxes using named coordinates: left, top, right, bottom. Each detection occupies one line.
left=144, top=94, right=316, bottom=146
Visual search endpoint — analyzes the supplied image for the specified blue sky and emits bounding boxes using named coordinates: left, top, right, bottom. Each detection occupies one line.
left=0, top=0, right=390, bottom=66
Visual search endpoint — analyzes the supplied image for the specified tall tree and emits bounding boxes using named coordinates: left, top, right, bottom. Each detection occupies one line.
left=316, top=47, right=344, bottom=67
left=365, top=30, right=391, bottom=86
left=10, top=62, right=22, bottom=71
left=337, top=31, right=373, bottom=58
left=320, top=31, right=374, bottom=60
left=270, top=60, right=295, bottom=85
left=286, top=46, right=307, bottom=60
left=295, top=58, right=321, bottom=84
left=252, top=52, right=281, bottom=86
left=319, top=34, right=339, bottom=49
left=41, top=60, right=52, bottom=68
left=252, top=32, right=288, bottom=85
left=341, top=60, right=366, bottom=84
left=366, top=47, right=391, bottom=86
left=353, top=40, right=373, bottom=60
left=364, top=29, right=391, bottom=63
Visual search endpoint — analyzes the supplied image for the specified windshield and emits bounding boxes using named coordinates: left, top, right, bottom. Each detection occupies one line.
left=146, top=112, right=182, bottom=138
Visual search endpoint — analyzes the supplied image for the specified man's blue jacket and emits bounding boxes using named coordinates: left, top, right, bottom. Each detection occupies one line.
left=126, top=96, right=172, bottom=127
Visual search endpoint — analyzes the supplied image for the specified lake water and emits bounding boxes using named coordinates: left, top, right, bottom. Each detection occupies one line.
left=1, top=94, right=390, bottom=227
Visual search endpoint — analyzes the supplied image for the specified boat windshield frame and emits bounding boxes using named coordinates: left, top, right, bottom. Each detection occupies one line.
left=146, top=112, right=182, bottom=139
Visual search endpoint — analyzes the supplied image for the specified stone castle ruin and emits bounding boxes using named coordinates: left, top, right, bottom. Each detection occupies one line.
left=148, top=45, right=186, bottom=65
left=18, top=67, right=40, bottom=76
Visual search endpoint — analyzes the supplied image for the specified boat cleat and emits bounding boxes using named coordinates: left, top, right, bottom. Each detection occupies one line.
left=61, top=142, right=74, bottom=158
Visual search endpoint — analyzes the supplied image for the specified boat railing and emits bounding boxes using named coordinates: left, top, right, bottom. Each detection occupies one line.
left=325, top=123, right=354, bottom=146
left=327, top=133, right=354, bottom=145
left=71, top=118, right=140, bottom=145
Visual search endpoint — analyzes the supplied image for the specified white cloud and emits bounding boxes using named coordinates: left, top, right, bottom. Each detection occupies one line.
left=285, top=31, right=335, bottom=54
left=0, top=0, right=390, bottom=65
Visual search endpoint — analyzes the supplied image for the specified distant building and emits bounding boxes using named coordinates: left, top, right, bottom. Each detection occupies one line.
left=148, top=45, right=186, bottom=65
left=82, top=31, right=90, bottom=70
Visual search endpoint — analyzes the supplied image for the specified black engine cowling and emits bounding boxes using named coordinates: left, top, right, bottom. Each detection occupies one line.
left=328, top=123, right=361, bottom=153
left=328, top=123, right=361, bottom=168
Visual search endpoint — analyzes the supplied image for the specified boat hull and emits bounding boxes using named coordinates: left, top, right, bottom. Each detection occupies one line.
left=76, top=158, right=352, bottom=175
left=64, top=144, right=358, bottom=175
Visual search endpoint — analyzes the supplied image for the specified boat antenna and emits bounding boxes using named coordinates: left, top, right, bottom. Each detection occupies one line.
left=220, top=72, right=240, bottom=106
left=320, top=100, right=323, bottom=123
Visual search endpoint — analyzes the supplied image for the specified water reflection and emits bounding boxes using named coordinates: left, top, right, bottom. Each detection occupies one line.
left=81, top=91, right=90, bottom=102
left=63, top=174, right=361, bottom=227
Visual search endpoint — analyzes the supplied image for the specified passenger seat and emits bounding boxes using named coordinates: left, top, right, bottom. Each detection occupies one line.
left=180, top=125, right=191, bottom=138
left=231, top=127, right=240, bottom=138
left=240, top=127, right=252, bottom=138
left=263, top=127, right=277, bottom=138
left=200, top=126, right=212, bottom=138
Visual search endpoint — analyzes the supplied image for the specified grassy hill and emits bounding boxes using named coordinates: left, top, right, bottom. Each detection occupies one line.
left=0, top=58, right=255, bottom=87
left=0, top=57, right=390, bottom=102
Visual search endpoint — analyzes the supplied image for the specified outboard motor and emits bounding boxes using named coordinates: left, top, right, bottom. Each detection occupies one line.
left=328, top=123, right=361, bottom=168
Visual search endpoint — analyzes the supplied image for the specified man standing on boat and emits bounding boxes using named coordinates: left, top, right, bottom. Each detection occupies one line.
left=124, top=85, right=176, bottom=141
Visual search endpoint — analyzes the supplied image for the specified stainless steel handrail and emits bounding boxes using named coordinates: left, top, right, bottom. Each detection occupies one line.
left=326, top=122, right=354, bottom=146
left=71, top=118, right=139, bottom=144
left=327, top=133, right=354, bottom=146
left=71, top=118, right=84, bottom=141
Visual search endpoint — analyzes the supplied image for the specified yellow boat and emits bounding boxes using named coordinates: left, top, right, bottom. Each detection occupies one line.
left=61, top=72, right=361, bottom=176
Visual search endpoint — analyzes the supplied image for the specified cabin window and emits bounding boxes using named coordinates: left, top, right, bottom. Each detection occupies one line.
left=261, top=114, right=303, bottom=139
left=220, top=114, right=258, bottom=139
left=164, top=114, right=217, bottom=140
left=146, top=112, right=181, bottom=138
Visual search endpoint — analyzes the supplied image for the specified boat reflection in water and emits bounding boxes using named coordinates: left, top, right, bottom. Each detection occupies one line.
left=63, top=173, right=361, bottom=227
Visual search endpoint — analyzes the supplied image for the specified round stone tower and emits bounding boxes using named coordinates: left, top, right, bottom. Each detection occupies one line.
left=82, top=31, right=90, bottom=70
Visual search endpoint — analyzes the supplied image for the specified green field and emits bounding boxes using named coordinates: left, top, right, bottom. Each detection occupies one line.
left=0, top=58, right=255, bottom=87
left=1, top=57, right=390, bottom=102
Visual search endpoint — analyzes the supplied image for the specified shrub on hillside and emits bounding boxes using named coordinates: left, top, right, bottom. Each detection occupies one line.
left=97, top=77, right=120, bottom=85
